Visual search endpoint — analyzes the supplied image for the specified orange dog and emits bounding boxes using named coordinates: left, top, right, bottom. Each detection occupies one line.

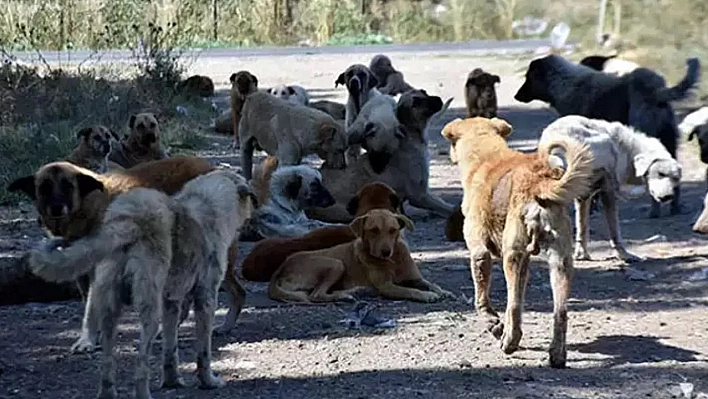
left=441, top=117, right=594, bottom=368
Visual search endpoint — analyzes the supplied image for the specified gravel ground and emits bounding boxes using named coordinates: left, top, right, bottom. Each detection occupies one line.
left=1, top=50, right=707, bottom=399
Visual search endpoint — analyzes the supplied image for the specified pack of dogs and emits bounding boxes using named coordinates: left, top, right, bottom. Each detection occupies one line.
left=6, top=51, right=708, bottom=398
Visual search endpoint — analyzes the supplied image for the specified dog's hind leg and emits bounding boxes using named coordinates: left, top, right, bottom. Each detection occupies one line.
left=93, top=283, right=122, bottom=399
left=573, top=198, right=593, bottom=261
left=466, top=231, right=498, bottom=323
left=599, top=188, right=643, bottom=263
left=161, top=298, right=187, bottom=389
left=498, top=246, right=530, bottom=356
left=308, top=258, right=356, bottom=303
left=133, top=269, right=163, bottom=399
left=193, top=282, right=226, bottom=389
left=214, top=242, right=246, bottom=335
left=545, top=226, right=573, bottom=369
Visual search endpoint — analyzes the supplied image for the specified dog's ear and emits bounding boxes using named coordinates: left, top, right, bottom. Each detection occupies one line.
left=429, top=96, right=444, bottom=113
left=335, top=72, right=346, bottom=88
left=76, top=127, right=93, bottom=140
left=76, top=174, right=105, bottom=197
left=346, top=195, right=360, bottom=216
left=349, top=214, right=368, bottom=237
left=395, top=214, right=415, bottom=232
left=8, top=176, right=37, bottom=199
left=287, top=86, right=296, bottom=95
left=492, top=74, right=501, bottom=84
left=128, top=114, right=137, bottom=130
left=367, top=71, right=379, bottom=90
left=285, top=175, right=302, bottom=199
left=633, top=153, right=656, bottom=177
left=389, top=192, right=402, bottom=213
left=229, top=73, right=237, bottom=83
left=441, top=118, right=464, bottom=142
left=318, top=123, right=337, bottom=141
left=490, top=118, right=513, bottom=138
left=266, top=88, right=273, bottom=94
left=251, top=74, right=258, bottom=87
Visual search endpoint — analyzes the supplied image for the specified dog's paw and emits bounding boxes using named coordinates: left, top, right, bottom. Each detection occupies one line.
left=418, top=291, right=440, bottom=303
left=615, top=249, right=644, bottom=264
left=439, top=289, right=457, bottom=300
left=500, top=327, right=522, bottom=355
left=161, top=376, right=187, bottom=389
left=71, top=336, right=97, bottom=354
left=486, top=319, right=504, bottom=340
left=548, top=345, right=568, bottom=369
left=573, top=247, right=592, bottom=261
left=96, top=387, right=118, bottom=399
left=197, top=372, right=226, bottom=390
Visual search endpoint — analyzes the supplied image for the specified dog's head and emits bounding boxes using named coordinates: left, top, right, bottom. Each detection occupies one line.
left=396, top=89, right=445, bottom=131
left=514, top=55, right=559, bottom=104
left=350, top=209, right=414, bottom=260
left=76, top=125, right=120, bottom=157
left=634, top=154, right=682, bottom=203
left=369, top=54, right=395, bottom=82
left=229, top=71, right=259, bottom=98
left=441, top=117, right=513, bottom=159
left=466, top=68, right=500, bottom=103
left=127, top=113, right=161, bottom=150
left=275, top=165, right=335, bottom=209
left=693, top=192, right=708, bottom=234
left=177, top=75, right=215, bottom=98
left=315, top=121, right=347, bottom=169
left=346, top=182, right=403, bottom=217
left=688, top=124, right=708, bottom=163
left=347, top=96, right=404, bottom=163
left=336, top=64, right=378, bottom=111
left=8, top=162, right=105, bottom=235
left=266, top=84, right=297, bottom=102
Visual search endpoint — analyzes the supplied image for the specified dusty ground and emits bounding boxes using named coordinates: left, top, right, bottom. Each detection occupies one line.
left=1, top=50, right=708, bottom=399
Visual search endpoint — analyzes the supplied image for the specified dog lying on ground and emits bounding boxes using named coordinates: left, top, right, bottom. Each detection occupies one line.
left=539, top=115, right=682, bottom=263
left=369, top=54, right=415, bottom=96
left=267, top=84, right=310, bottom=106
left=269, top=209, right=447, bottom=303
left=177, top=74, right=215, bottom=98
left=309, top=100, right=346, bottom=121
left=241, top=182, right=405, bottom=282
left=239, top=159, right=337, bottom=241
left=308, top=89, right=455, bottom=223
left=229, top=70, right=259, bottom=148
left=108, top=113, right=169, bottom=169
left=336, top=64, right=382, bottom=161
left=238, top=90, right=347, bottom=180
left=579, top=54, right=640, bottom=77
left=441, top=116, right=594, bottom=369
left=66, top=125, right=122, bottom=173
left=27, top=168, right=255, bottom=399
left=515, top=54, right=700, bottom=217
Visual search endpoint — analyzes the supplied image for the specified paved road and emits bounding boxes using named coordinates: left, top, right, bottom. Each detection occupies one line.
left=8, top=38, right=561, bottom=64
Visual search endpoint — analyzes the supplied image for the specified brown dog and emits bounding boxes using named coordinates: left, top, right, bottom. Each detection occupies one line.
left=268, top=209, right=444, bottom=303
left=177, top=74, right=215, bottom=98
left=441, top=117, right=594, bottom=369
left=65, top=125, right=121, bottom=173
left=108, top=113, right=168, bottom=169
left=464, top=68, right=500, bottom=119
left=229, top=70, right=259, bottom=148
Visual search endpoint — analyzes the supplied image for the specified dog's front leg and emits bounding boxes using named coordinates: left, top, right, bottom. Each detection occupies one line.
left=408, top=191, right=455, bottom=217
left=573, top=199, right=592, bottom=261
left=599, top=189, right=642, bottom=263
left=670, top=185, right=682, bottom=215
left=71, top=284, right=101, bottom=354
left=499, top=248, right=530, bottom=356
left=193, top=286, right=226, bottom=390
left=375, top=281, right=440, bottom=302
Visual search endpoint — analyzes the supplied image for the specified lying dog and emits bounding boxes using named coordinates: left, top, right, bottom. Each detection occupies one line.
left=579, top=54, right=640, bottom=77
left=239, top=160, right=337, bottom=241
left=515, top=54, right=700, bottom=217
left=442, top=116, right=594, bottom=369
left=66, top=125, right=122, bottom=173
left=238, top=90, right=347, bottom=180
left=309, top=100, right=346, bottom=121
left=369, top=54, right=414, bottom=96
left=269, top=209, right=446, bottom=303
left=108, top=113, right=169, bottom=169
left=27, top=168, right=255, bottom=399
left=267, top=84, right=310, bottom=106
left=177, top=74, right=215, bottom=98
left=336, top=63, right=382, bottom=161
left=540, top=115, right=681, bottom=263
left=229, top=70, right=259, bottom=148
left=241, top=182, right=405, bottom=282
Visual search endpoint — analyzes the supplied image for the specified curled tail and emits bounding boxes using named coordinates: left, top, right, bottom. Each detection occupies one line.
left=251, top=156, right=279, bottom=206
left=659, top=57, right=701, bottom=103
left=535, top=138, right=595, bottom=204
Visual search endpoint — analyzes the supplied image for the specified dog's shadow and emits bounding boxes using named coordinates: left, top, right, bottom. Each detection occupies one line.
left=567, top=334, right=701, bottom=366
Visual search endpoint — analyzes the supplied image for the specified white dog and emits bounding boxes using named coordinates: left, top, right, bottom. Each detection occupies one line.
left=266, top=84, right=310, bottom=106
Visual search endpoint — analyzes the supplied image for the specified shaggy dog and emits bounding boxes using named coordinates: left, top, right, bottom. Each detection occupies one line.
left=66, top=125, right=121, bottom=173
left=442, top=116, right=594, bottom=369
left=27, top=169, right=255, bottom=399
left=464, top=68, right=500, bottom=118
left=229, top=70, right=259, bottom=148
left=108, top=113, right=169, bottom=169
left=515, top=54, right=700, bottom=217
left=266, top=84, right=310, bottom=106
left=336, top=63, right=382, bottom=161
left=177, top=74, right=215, bottom=98
left=539, top=115, right=682, bottom=263
left=369, top=54, right=414, bottom=96
left=579, top=54, right=640, bottom=76
left=239, top=160, right=337, bottom=241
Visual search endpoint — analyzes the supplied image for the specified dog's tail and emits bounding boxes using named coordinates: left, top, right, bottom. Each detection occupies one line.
left=535, top=138, right=595, bottom=205
left=659, top=57, right=701, bottom=103
left=267, top=264, right=312, bottom=303
left=251, top=156, right=279, bottom=207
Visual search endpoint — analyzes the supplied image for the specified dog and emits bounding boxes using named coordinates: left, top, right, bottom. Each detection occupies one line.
left=108, top=113, right=169, bottom=169
left=309, top=100, right=346, bottom=121
left=464, top=68, right=500, bottom=118
left=346, top=94, right=405, bottom=160
left=241, top=182, right=405, bottom=282
left=27, top=168, right=256, bottom=399
left=335, top=64, right=382, bottom=161
left=177, top=74, right=215, bottom=98
left=579, top=54, right=640, bottom=76
left=441, top=116, right=594, bottom=369
left=514, top=54, right=700, bottom=217
left=267, top=84, right=310, bottom=106
left=369, top=54, right=414, bottom=96
left=308, top=89, right=455, bottom=222
left=682, top=106, right=708, bottom=183
left=239, top=160, right=337, bottom=241
left=238, top=90, right=347, bottom=180
left=65, top=125, right=122, bottom=173
left=540, top=115, right=682, bottom=262
left=269, top=209, right=446, bottom=303
left=692, top=191, right=708, bottom=233
left=229, top=70, right=259, bottom=148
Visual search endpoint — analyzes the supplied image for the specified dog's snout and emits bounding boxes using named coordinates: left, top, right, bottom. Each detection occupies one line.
left=142, top=133, right=157, bottom=145
left=379, top=248, right=392, bottom=258
left=659, top=194, right=674, bottom=203
left=48, top=204, right=66, bottom=217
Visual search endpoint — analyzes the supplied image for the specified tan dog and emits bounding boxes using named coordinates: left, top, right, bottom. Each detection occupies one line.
left=108, top=113, right=168, bottom=169
left=65, top=125, right=122, bottom=173
left=441, top=117, right=594, bottom=369
left=269, top=209, right=444, bottom=303
left=238, top=91, right=347, bottom=180
left=229, top=70, right=259, bottom=148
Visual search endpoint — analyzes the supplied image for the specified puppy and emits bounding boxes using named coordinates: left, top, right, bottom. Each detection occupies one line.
left=65, top=125, right=121, bottom=173
left=309, top=100, right=346, bottom=120
left=267, top=84, right=310, bottom=106
left=238, top=91, right=347, bottom=180
left=177, top=74, right=215, bottom=97
left=441, top=116, right=594, bottom=369
left=241, top=182, right=405, bottom=282
left=464, top=68, right=500, bottom=118
left=108, top=113, right=169, bottom=169
left=335, top=64, right=382, bottom=161
left=515, top=54, right=700, bottom=217
left=239, top=162, right=337, bottom=240
left=269, top=209, right=444, bottom=303
left=229, top=70, right=259, bottom=148
left=27, top=168, right=255, bottom=399
left=540, top=115, right=682, bottom=262
left=369, top=54, right=414, bottom=96
left=579, top=54, right=640, bottom=77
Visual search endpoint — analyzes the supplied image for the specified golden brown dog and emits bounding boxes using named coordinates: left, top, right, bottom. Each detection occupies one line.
left=65, top=125, right=122, bottom=173
left=268, top=209, right=446, bottom=303
left=229, top=70, right=259, bottom=148
left=441, top=117, right=594, bottom=369
left=108, top=113, right=168, bottom=169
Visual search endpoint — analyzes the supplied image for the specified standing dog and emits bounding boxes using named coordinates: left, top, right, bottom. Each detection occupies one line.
left=267, top=84, right=310, bottom=106
left=539, top=115, right=682, bottom=263
left=229, top=70, right=259, bottom=148
left=369, top=54, right=414, bottom=96
left=464, top=68, right=501, bottom=118
left=27, top=169, right=255, bottom=399
left=108, top=113, right=169, bottom=169
left=442, top=116, right=594, bottom=369
left=238, top=91, right=347, bottom=180
left=514, top=54, right=700, bottom=217
left=336, top=64, right=382, bottom=161
left=66, top=125, right=122, bottom=173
